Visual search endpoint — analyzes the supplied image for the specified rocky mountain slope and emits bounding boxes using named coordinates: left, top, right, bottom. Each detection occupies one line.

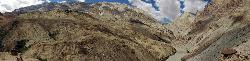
left=0, top=2, right=175, bottom=61
left=1, top=0, right=250, bottom=61
left=168, top=0, right=250, bottom=61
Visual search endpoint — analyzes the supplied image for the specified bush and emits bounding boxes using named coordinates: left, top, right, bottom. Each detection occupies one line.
left=14, top=39, right=29, bottom=53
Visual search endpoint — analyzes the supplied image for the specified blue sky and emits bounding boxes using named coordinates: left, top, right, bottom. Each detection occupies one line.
left=141, top=0, right=159, bottom=11
left=49, top=0, right=130, bottom=4
left=85, top=0, right=130, bottom=4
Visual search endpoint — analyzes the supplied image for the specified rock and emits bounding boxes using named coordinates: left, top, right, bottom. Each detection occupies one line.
left=221, top=48, right=237, bottom=55
left=0, top=13, right=3, bottom=16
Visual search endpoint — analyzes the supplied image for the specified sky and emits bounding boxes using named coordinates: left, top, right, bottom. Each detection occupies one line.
left=0, top=0, right=211, bottom=22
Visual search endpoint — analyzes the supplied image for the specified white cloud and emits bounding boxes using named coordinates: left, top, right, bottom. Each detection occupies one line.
left=0, top=0, right=85, bottom=13
left=128, top=0, right=162, bottom=21
left=155, top=0, right=180, bottom=20
left=129, top=0, right=209, bottom=21
left=77, top=0, right=85, bottom=2
left=183, top=0, right=208, bottom=13
left=0, top=0, right=47, bottom=13
left=59, top=1, right=67, bottom=3
left=129, top=0, right=180, bottom=21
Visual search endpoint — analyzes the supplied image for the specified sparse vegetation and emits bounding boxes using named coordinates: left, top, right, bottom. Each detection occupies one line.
left=0, top=28, right=7, bottom=51
left=37, top=56, right=48, bottom=61
left=14, top=39, right=29, bottom=53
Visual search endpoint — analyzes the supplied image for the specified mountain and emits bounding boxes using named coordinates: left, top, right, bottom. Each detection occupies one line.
left=1, top=0, right=250, bottom=61
left=0, top=2, right=175, bottom=61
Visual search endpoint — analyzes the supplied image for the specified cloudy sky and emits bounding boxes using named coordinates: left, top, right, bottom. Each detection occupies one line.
left=0, top=0, right=211, bottom=22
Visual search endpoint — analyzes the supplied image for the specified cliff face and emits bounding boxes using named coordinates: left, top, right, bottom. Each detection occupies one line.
left=0, top=3, right=175, bottom=61
left=168, top=0, right=250, bottom=61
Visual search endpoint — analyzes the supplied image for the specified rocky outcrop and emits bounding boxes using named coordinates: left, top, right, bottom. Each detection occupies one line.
left=0, top=3, right=175, bottom=61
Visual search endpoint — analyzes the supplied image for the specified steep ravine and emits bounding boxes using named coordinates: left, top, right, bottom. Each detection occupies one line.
left=167, top=0, right=250, bottom=61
